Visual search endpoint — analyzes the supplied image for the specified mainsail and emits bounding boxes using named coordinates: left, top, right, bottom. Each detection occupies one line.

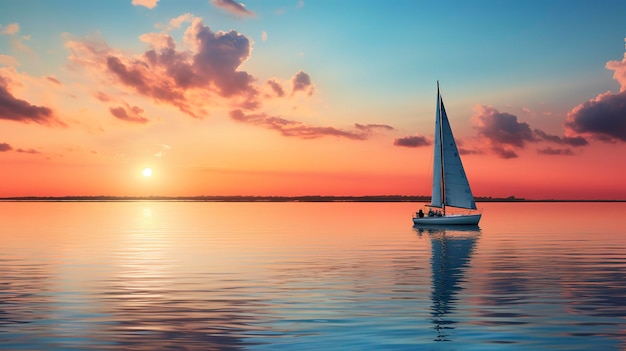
left=429, top=85, right=477, bottom=210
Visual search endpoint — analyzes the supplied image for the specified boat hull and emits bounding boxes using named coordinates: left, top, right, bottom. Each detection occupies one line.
left=413, top=213, right=481, bottom=226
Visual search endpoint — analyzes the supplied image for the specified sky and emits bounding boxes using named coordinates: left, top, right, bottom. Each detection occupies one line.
left=1, top=0, right=626, bottom=200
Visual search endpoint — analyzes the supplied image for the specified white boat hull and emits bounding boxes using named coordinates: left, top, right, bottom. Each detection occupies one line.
left=413, top=213, right=481, bottom=226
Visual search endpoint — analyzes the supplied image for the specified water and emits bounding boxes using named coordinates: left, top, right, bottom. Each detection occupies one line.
left=1, top=201, right=626, bottom=350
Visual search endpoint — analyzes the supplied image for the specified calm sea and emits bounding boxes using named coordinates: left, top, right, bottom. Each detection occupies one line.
left=1, top=201, right=626, bottom=350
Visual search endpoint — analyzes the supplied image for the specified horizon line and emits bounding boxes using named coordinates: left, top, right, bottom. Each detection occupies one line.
left=1, top=195, right=625, bottom=202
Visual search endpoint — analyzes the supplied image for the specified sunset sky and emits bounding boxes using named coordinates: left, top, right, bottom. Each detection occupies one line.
left=1, top=0, right=626, bottom=199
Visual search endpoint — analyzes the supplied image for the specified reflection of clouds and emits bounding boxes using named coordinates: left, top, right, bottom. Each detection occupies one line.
left=415, top=225, right=480, bottom=342
left=0, top=261, right=59, bottom=349
left=558, top=252, right=626, bottom=318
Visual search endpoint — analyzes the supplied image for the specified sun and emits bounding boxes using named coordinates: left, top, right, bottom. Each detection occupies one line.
left=142, top=167, right=153, bottom=177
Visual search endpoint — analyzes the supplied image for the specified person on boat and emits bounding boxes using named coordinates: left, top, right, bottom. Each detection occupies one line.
left=418, top=209, right=424, bottom=218
left=428, top=209, right=434, bottom=217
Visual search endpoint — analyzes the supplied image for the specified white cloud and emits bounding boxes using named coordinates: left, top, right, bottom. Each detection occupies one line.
left=131, top=0, right=159, bottom=9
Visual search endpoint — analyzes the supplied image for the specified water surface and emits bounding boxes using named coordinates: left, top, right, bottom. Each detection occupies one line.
left=1, top=201, right=626, bottom=350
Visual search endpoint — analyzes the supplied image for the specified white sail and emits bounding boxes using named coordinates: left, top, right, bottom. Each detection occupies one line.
left=430, top=89, right=443, bottom=208
left=440, top=101, right=477, bottom=210
left=430, top=85, right=476, bottom=210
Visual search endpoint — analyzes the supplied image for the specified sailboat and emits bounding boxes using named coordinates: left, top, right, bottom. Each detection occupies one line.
left=413, top=82, right=482, bottom=225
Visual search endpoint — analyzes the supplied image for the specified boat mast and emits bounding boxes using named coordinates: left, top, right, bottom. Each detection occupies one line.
left=437, top=81, right=446, bottom=216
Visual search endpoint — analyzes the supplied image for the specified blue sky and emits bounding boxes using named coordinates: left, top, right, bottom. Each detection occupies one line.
left=1, top=0, right=626, bottom=198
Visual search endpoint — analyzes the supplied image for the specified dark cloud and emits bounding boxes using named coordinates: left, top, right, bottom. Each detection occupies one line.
left=291, top=70, right=314, bottom=95
left=109, top=104, right=149, bottom=124
left=458, top=148, right=483, bottom=155
left=210, top=0, right=255, bottom=17
left=230, top=109, right=386, bottom=140
left=492, top=146, right=518, bottom=159
left=16, top=148, right=40, bottom=154
left=472, top=105, right=588, bottom=158
left=0, top=142, right=40, bottom=154
left=0, top=75, right=65, bottom=126
left=533, top=129, right=588, bottom=146
left=537, top=147, right=574, bottom=156
left=393, top=135, right=431, bottom=148
left=472, top=105, right=536, bottom=148
left=266, top=79, right=285, bottom=97
left=189, top=21, right=257, bottom=99
left=0, top=142, right=12, bottom=152
left=106, top=56, right=150, bottom=93
left=565, top=90, right=626, bottom=142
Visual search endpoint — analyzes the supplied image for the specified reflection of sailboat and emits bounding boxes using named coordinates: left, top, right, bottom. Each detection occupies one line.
left=413, top=82, right=481, bottom=225
left=415, top=226, right=480, bottom=342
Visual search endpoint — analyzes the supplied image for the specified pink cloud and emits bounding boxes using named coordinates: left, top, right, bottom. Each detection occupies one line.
left=0, top=54, right=19, bottom=67
left=210, top=0, right=255, bottom=17
left=109, top=103, right=149, bottom=124
left=606, top=42, right=626, bottom=92
left=66, top=18, right=260, bottom=118
left=1, top=23, right=19, bottom=35
left=0, top=75, right=65, bottom=126
left=229, top=109, right=388, bottom=140
left=131, top=0, right=159, bottom=9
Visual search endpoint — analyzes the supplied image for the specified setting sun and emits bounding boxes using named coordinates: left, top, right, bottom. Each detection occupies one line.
left=142, top=168, right=153, bottom=177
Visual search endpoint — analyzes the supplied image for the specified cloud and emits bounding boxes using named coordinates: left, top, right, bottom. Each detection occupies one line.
left=266, top=79, right=285, bottom=97
left=291, top=70, right=314, bottom=95
left=1, top=23, right=19, bottom=35
left=354, top=123, right=394, bottom=133
left=131, top=0, right=159, bottom=9
left=606, top=40, right=626, bottom=92
left=16, top=148, right=40, bottom=154
left=109, top=103, right=149, bottom=124
left=0, top=142, right=12, bottom=151
left=472, top=105, right=586, bottom=158
left=210, top=0, right=255, bottom=17
left=46, top=76, right=61, bottom=85
left=261, top=31, right=268, bottom=42
left=67, top=18, right=260, bottom=117
left=564, top=41, right=626, bottom=143
left=533, top=129, right=588, bottom=146
left=472, top=105, right=536, bottom=148
left=0, top=54, right=19, bottom=67
left=0, top=75, right=64, bottom=126
left=1, top=22, right=35, bottom=56
left=94, top=91, right=113, bottom=102
left=0, top=142, right=40, bottom=154
left=167, top=13, right=198, bottom=31
left=393, top=135, right=431, bottom=148
left=230, top=109, right=387, bottom=140
left=537, top=147, right=574, bottom=156
left=154, top=144, right=171, bottom=157
left=491, top=146, right=518, bottom=159
left=565, top=91, right=626, bottom=143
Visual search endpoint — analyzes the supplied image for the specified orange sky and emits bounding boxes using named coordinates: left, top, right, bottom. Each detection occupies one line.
left=1, top=1, right=626, bottom=199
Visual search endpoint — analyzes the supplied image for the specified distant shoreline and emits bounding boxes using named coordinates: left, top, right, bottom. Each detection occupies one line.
left=0, top=196, right=624, bottom=202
